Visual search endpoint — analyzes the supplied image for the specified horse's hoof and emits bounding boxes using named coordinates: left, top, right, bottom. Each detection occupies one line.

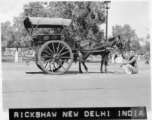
left=85, top=71, right=88, bottom=74
left=105, top=71, right=108, bottom=74
left=100, top=71, right=104, bottom=73
left=79, top=71, right=83, bottom=73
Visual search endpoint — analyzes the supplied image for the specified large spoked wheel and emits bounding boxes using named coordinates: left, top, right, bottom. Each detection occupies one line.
left=38, top=41, right=73, bottom=75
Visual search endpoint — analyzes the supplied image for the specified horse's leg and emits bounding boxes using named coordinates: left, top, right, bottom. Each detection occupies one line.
left=79, top=61, right=83, bottom=73
left=100, top=54, right=104, bottom=73
left=82, top=60, right=88, bottom=73
left=78, top=51, right=83, bottom=73
left=81, top=52, right=91, bottom=73
left=105, top=60, right=108, bottom=73
left=104, top=53, right=109, bottom=74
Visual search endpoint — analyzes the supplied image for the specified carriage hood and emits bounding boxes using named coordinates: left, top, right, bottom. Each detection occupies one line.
left=23, top=17, right=72, bottom=28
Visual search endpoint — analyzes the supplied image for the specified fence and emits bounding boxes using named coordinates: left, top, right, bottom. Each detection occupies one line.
left=4, top=48, right=35, bottom=56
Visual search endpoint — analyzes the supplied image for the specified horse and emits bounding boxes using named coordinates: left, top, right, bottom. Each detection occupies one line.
left=74, top=35, right=124, bottom=73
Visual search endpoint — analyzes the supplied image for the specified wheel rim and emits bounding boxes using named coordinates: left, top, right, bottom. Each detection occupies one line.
left=38, top=41, right=73, bottom=75
left=35, top=59, right=44, bottom=71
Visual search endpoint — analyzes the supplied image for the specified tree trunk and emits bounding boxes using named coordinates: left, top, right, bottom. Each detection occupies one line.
left=15, top=48, right=19, bottom=63
left=20, top=48, right=23, bottom=62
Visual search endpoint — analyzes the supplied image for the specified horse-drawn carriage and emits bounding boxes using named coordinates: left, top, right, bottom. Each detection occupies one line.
left=23, top=17, right=123, bottom=74
left=24, top=17, right=74, bottom=75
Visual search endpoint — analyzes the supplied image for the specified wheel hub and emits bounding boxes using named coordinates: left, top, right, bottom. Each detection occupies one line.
left=53, top=54, right=59, bottom=59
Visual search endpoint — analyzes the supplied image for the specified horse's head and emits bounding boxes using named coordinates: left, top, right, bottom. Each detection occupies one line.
left=115, top=35, right=125, bottom=58
left=115, top=35, right=123, bottom=50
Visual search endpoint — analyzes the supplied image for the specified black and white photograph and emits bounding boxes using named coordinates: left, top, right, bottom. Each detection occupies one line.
left=0, top=0, right=151, bottom=119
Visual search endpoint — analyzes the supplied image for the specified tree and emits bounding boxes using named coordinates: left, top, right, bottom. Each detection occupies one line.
left=13, top=16, right=32, bottom=48
left=1, top=21, right=13, bottom=48
left=130, top=39, right=140, bottom=51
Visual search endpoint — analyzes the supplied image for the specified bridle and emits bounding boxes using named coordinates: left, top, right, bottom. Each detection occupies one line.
left=115, top=36, right=125, bottom=58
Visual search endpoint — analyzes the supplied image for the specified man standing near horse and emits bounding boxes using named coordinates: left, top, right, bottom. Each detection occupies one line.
left=120, top=51, right=138, bottom=74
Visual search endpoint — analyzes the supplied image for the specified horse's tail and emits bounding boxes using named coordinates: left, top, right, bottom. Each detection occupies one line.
left=73, top=51, right=78, bottom=63
left=73, top=40, right=80, bottom=63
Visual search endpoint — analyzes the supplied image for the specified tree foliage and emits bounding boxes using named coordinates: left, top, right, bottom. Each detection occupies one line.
left=1, top=16, right=32, bottom=49
left=23, top=1, right=106, bottom=47
left=1, top=21, right=13, bottom=47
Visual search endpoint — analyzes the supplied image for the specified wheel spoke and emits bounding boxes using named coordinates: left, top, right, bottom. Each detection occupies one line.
left=56, top=43, right=60, bottom=54
left=58, top=60, right=65, bottom=70
left=47, top=63, right=52, bottom=70
left=49, top=63, right=52, bottom=71
left=43, top=59, right=53, bottom=68
left=41, top=56, right=53, bottom=58
left=61, top=64, right=65, bottom=70
left=57, top=60, right=62, bottom=66
left=47, top=45, right=54, bottom=54
left=52, top=42, right=56, bottom=54
left=44, top=61, right=48, bottom=68
left=42, top=49, right=52, bottom=56
left=44, top=59, right=53, bottom=63
left=52, top=62, right=56, bottom=70
left=54, top=64, right=59, bottom=70
left=43, top=61, right=48, bottom=68
left=47, top=59, right=55, bottom=70
left=58, top=56, right=71, bottom=59
left=57, top=45, right=65, bottom=55
left=59, top=50, right=70, bottom=57
left=50, top=59, right=55, bottom=65
left=56, top=61, right=62, bottom=69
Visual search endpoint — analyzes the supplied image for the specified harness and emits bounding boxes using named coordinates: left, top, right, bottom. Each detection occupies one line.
left=79, top=40, right=115, bottom=53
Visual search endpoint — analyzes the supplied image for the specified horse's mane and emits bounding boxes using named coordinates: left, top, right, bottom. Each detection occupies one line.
left=103, top=37, right=117, bottom=47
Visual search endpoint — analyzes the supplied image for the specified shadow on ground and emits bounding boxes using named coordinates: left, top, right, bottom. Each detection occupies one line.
left=26, top=70, right=125, bottom=75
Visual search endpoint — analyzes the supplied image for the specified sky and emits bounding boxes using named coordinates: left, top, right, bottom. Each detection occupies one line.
left=0, top=0, right=150, bottom=38
left=107, top=1, right=150, bottom=38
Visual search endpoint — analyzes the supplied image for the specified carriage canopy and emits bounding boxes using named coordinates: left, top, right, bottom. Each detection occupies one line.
left=24, top=17, right=72, bottom=29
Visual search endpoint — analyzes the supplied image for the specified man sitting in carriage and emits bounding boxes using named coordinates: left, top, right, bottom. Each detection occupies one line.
left=120, top=51, right=138, bottom=74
